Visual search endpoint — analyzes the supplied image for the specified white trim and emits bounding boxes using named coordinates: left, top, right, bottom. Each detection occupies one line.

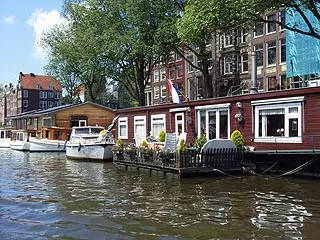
left=134, top=115, right=146, bottom=137
left=195, top=103, right=230, bottom=110
left=175, top=112, right=185, bottom=134
left=118, top=117, right=128, bottom=139
left=254, top=137, right=302, bottom=143
left=151, top=114, right=166, bottom=138
left=251, top=96, right=304, bottom=106
left=169, top=107, right=190, bottom=113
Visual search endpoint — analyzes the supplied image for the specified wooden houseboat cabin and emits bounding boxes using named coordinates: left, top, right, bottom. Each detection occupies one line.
left=115, top=86, right=320, bottom=154
left=5, top=102, right=116, bottom=141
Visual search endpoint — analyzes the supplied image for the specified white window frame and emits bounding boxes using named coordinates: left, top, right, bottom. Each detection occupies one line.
left=160, top=68, right=166, bottom=81
left=255, top=44, right=264, bottom=68
left=254, top=22, right=264, bottom=37
left=151, top=114, right=166, bottom=139
left=160, top=85, right=166, bottom=98
left=224, top=32, right=233, bottom=47
left=279, top=38, right=286, bottom=64
left=79, top=120, right=87, bottom=127
left=154, top=70, right=160, bottom=83
left=23, top=90, right=28, bottom=98
left=195, top=103, right=231, bottom=139
left=175, top=113, right=185, bottom=134
left=252, top=97, right=303, bottom=143
left=134, top=116, right=147, bottom=138
left=23, top=100, right=28, bottom=107
left=187, top=55, right=194, bottom=73
left=40, top=91, right=47, bottom=99
left=154, top=86, right=160, bottom=99
left=118, top=117, right=128, bottom=139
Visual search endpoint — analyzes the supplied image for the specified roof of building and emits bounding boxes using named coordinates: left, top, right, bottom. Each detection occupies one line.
left=19, top=72, right=62, bottom=91
left=4, top=102, right=115, bottom=120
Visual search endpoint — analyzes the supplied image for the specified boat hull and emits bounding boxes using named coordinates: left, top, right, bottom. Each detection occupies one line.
left=66, top=143, right=114, bottom=160
left=0, top=138, right=11, bottom=148
left=10, top=141, right=30, bottom=151
left=29, top=138, right=67, bottom=152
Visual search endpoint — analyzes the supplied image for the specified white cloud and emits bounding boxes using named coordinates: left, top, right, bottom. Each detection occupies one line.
left=3, top=15, right=16, bottom=24
left=27, top=9, right=66, bottom=59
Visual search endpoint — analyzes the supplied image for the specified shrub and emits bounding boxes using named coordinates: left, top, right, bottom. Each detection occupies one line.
left=158, top=130, right=166, bottom=142
left=230, top=130, right=244, bottom=149
left=195, top=133, right=207, bottom=150
left=178, top=139, right=186, bottom=154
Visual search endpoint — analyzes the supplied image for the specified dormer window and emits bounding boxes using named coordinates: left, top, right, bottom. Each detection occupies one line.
left=37, top=84, right=41, bottom=89
left=48, top=85, right=53, bottom=90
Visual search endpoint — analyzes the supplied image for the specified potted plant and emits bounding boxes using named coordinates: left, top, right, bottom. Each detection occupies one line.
left=139, top=140, right=154, bottom=162
left=123, top=144, right=137, bottom=161
left=112, top=139, right=124, bottom=160
left=159, top=148, right=175, bottom=166
left=158, top=130, right=166, bottom=142
left=230, top=130, right=244, bottom=149
left=195, top=133, right=207, bottom=150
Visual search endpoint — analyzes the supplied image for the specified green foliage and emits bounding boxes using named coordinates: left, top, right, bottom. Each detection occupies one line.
left=158, top=130, right=166, bottom=142
left=112, top=138, right=124, bottom=151
left=178, top=139, right=186, bottom=154
left=195, top=133, right=207, bottom=150
left=230, top=130, right=244, bottom=149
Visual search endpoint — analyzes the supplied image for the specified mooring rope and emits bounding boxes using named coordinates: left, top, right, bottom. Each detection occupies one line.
left=211, top=168, right=241, bottom=178
left=279, top=156, right=317, bottom=176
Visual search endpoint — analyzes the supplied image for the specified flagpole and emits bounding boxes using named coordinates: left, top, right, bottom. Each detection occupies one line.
left=163, top=74, right=189, bottom=102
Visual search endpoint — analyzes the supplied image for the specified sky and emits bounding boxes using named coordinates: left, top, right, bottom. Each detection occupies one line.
left=0, top=0, right=65, bottom=86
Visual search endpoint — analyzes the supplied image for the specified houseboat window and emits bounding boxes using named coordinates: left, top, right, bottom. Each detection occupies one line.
left=134, top=116, right=146, bottom=138
left=118, top=117, right=128, bottom=139
left=42, top=118, right=52, bottom=127
left=197, top=107, right=230, bottom=140
left=254, top=101, right=302, bottom=143
left=175, top=113, right=184, bottom=135
left=151, top=114, right=165, bottom=139
left=75, top=128, right=90, bottom=134
left=79, top=120, right=86, bottom=127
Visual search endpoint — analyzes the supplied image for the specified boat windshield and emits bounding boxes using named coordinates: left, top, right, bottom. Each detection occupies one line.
left=74, top=127, right=104, bottom=135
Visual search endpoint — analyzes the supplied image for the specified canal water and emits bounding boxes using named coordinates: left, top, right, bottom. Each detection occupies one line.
left=1, top=149, right=320, bottom=240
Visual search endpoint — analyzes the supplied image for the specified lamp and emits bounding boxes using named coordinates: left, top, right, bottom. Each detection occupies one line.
left=235, top=102, right=244, bottom=126
left=236, top=101, right=242, bottom=109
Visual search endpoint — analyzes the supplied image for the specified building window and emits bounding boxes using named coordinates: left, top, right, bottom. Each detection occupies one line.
left=255, top=44, right=264, bottom=67
left=280, top=39, right=286, bottom=63
left=48, top=101, right=53, bottom=108
left=40, top=91, right=47, bottom=99
left=48, top=85, right=53, bottom=90
left=266, top=14, right=277, bottom=33
left=154, top=70, right=159, bottom=83
left=176, top=51, right=183, bottom=61
left=224, top=31, right=233, bottom=47
left=151, top=114, right=166, bottom=139
left=254, top=22, right=264, bottom=37
left=196, top=104, right=230, bottom=140
left=224, top=56, right=233, bottom=74
left=23, top=90, right=28, bottom=98
left=169, top=51, right=174, bottom=62
left=280, top=74, right=290, bottom=90
left=54, top=92, right=60, bottom=99
left=42, top=117, right=52, bottom=127
left=280, top=10, right=286, bottom=31
left=241, top=53, right=249, bottom=73
left=134, top=116, right=146, bottom=139
left=267, top=41, right=276, bottom=65
left=240, top=30, right=248, bottom=43
left=253, top=97, right=303, bottom=143
left=23, top=100, right=28, bottom=107
left=160, top=68, right=166, bottom=81
left=118, top=117, right=128, bottom=139
left=257, top=78, right=264, bottom=91
left=187, top=55, right=194, bottom=73
left=48, top=92, right=54, bottom=98
left=267, top=76, right=280, bottom=91
left=154, top=86, right=160, bottom=99
left=145, top=91, right=152, bottom=106
left=39, top=101, right=47, bottom=109
left=169, top=66, right=175, bottom=80
left=160, top=85, right=166, bottom=99
left=176, top=65, right=183, bottom=78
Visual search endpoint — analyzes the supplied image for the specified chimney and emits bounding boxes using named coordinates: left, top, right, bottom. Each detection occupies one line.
left=30, top=73, right=35, bottom=77
left=19, top=72, right=24, bottom=76
left=250, top=51, right=258, bottom=94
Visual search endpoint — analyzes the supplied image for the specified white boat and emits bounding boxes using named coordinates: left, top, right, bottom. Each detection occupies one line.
left=0, top=129, right=11, bottom=148
left=65, top=126, right=115, bottom=160
left=10, top=130, right=29, bottom=151
left=29, top=127, right=71, bottom=152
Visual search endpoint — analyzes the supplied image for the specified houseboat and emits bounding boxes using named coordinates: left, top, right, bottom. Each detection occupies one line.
left=65, top=126, right=115, bottom=160
left=113, top=86, right=320, bottom=177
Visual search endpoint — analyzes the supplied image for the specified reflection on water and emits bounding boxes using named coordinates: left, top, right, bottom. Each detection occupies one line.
left=1, top=148, right=320, bottom=239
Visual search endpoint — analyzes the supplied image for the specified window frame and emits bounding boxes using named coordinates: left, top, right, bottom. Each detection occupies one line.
left=175, top=112, right=185, bottom=135
left=134, top=116, right=147, bottom=138
left=267, top=41, right=277, bottom=66
left=151, top=114, right=166, bottom=139
left=118, top=117, right=128, bottom=139
left=252, top=97, right=303, bottom=143
left=241, top=52, right=249, bottom=73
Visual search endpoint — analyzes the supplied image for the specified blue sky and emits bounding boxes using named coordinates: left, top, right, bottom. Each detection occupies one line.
left=0, top=0, right=65, bottom=85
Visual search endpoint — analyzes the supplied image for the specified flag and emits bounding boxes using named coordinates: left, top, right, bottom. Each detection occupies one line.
left=167, top=79, right=182, bottom=104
